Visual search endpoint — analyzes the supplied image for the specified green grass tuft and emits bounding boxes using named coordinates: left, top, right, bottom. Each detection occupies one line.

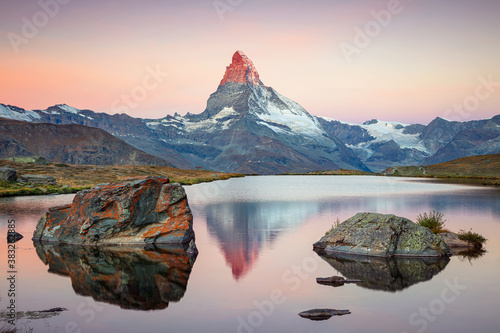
left=325, top=217, right=341, bottom=235
left=458, top=229, right=487, bottom=249
left=416, top=210, right=446, bottom=234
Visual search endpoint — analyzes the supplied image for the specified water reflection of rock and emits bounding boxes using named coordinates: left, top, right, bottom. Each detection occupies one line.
left=315, top=250, right=450, bottom=292
left=204, top=202, right=319, bottom=280
left=34, top=243, right=196, bottom=310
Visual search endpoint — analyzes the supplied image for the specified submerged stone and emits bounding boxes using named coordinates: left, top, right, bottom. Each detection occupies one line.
left=298, top=309, right=351, bottom=321
left=316, top=276, right=362, bottom=287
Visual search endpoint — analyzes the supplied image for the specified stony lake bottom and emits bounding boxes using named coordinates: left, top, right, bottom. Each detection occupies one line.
left=1, top=175, right=499, bottom=333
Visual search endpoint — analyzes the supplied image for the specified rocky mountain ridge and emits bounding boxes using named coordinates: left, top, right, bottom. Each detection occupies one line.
left=1, top=51, right=498, bottom=173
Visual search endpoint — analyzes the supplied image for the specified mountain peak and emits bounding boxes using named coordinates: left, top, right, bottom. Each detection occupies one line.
left=54, top=104, right=80, bottom=114
left=220, top=51, right=260, bottom=86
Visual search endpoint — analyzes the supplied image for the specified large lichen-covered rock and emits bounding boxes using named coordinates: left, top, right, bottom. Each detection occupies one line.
left=314, top=213, right=450, bottom=257
left=32, top=176, right=194, bottom=245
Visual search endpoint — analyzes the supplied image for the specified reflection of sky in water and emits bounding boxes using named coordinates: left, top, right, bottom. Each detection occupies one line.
left=185, top=176, right=500, bottom=282
left=1, top=176, right=499, bottom=333
left=185, top=176, right=498, bottom=204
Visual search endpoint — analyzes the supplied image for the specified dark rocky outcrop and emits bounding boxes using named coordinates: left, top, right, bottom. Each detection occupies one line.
left=298, top=309, right=351, bottom=321
left=34, top=242, right=196, bottom=310
left=33, top=176, right=195, bottom=245
left=316, top=251, right=450, bottom=292
left=317, top=118, right=375, bottom=146
left=423, top=115, right=500, bottom=165
left=0, top=166, right=17, bottom=181
left=314, top=213, right=451, bottom=257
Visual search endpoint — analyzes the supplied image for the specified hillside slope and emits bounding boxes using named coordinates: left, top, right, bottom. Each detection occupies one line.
left=0, top=119, right=173, bottom=166
left=381, top=154, right=500, bottom=179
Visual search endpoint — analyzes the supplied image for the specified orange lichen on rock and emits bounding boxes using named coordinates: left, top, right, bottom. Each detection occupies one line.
left=32, top=176, right=195, bottom=245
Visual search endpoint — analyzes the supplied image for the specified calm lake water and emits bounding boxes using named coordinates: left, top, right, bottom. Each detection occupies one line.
left=1, top=176, right=499, bottom=333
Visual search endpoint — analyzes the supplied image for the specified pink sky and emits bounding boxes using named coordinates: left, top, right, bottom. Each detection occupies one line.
left=1, top=0, right=499, bottom=124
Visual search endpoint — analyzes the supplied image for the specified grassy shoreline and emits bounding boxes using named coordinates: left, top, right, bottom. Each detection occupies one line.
left=0, top=160, right=244, bottom=198
left=278, top=154, right=500, bottom=186
left=2, top=153, right=498, bottom=197
left=378, top=154, right=500, bottom=186
left=280, top=169, right=373, bottom=176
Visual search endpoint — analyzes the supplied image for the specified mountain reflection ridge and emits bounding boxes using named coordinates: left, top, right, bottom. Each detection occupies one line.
left=204, top=201, right=320, bottom=280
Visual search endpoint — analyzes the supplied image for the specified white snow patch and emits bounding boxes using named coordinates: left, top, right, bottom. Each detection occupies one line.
left=56, top=104, right=80, bottom=114
left=0, top=104, right=40, bottom=121
left=317, top=116, right=360, bottom=127
left=180, top=107, right=237, bottom=132
left=77, top=114, right=94, bottom=120
left=360, top=120, right=428, bottom=152
left=252, top=88, right=326, bottom=139
left=213, top=107, right=239, bottom=120
left=318, top=116, right=429, bottom=154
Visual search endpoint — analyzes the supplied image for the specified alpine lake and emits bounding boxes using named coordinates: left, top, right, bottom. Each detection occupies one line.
left=1, top=176, right=499, bottom=333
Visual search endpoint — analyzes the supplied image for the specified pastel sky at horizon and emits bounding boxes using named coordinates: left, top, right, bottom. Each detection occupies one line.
left=1, top=0, right=499, bottom=124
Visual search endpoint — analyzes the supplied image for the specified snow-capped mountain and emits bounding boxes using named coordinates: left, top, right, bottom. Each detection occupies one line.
left=1, top=51, right=499, bottom=173
left=0, top=104, right=41, bottom=122
left=317, top=117, right=431, bottom=171
left=141, top=50, right=369, bottom=173
left=316, top=116, right=499, bottom=172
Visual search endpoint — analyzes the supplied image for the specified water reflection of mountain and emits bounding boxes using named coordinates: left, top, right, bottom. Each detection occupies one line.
left=34, top=243, right=196, bottom=310
left=204, top=201, right=319, bottom=280
left=316, top=251, right=450, bottom=292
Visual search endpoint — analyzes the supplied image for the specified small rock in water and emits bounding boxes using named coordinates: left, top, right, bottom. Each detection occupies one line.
left=39, top=307, right=68, bottom=313
left=316, top=276, right=363, bottom=287
left=7, top=232, right=23, bottom=243
left=437, top=232, right=473, bottom=248
left=298, top=308, right=351, bottom=321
